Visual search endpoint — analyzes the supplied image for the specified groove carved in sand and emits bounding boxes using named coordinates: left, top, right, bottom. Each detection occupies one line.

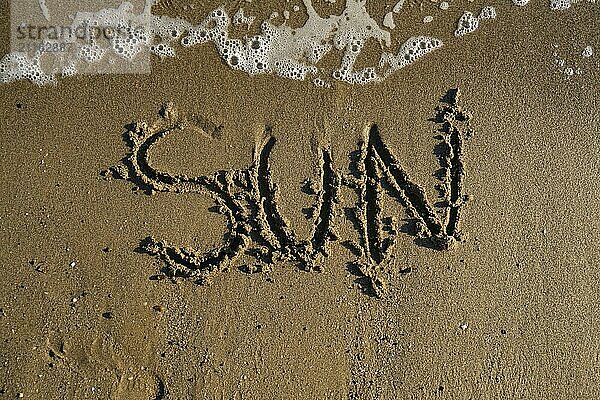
left=104, top=89, right=472, bottom=296
left=104, top=103, right=339, bottom=284
left=343, top=89, right=472, bottom=296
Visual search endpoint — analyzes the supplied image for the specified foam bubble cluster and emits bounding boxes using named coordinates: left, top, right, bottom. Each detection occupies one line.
left=550, top=0, right=572, bottom=9
left=550, top=0, right=597, bottom=9
left=380, top=36, right=443, bottom=77
left=0, top=52, right=54, bottom=85
left=232, top=8, right=255, bottom=28
left=454, top=12, right=479, bottom=37
left=1, top=1, right=192, bottom=85
left=313, top=77, right=331, bottom=88
left=179, top=0, right=439, bottom=85
left=454, top=7, right=496, bottom=37
left=1, top=0, right=446, bottom=87
left=552, top=43, right=596, bottom=79
left=478, top=6, right=497, bottom=19
left=78, top=44, right=106, bottom=63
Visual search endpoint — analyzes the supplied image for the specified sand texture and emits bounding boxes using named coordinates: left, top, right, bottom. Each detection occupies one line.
left=1, top=0, right=599, bottom=398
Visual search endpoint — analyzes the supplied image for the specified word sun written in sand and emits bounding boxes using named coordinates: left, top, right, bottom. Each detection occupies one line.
left=103, top=89, right=474, bottom=297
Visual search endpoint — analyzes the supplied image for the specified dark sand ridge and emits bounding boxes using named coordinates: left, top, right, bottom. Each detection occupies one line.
left=0, top=0, right=599, bottom=398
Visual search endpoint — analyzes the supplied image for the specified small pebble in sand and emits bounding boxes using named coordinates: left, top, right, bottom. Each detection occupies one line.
left=69, top=261, right=76, bottom=267
left=153, top=305, right=165, bottom=312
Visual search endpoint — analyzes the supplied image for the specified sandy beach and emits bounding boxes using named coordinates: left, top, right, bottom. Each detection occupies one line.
left=0, top=0, right=599, bottom=398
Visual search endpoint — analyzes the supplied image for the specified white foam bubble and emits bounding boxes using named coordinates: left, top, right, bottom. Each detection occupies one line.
left=2, top=0, right=446, bottom=86
left=393, top=0, right=406, bottom=13
left=454, top=12, right=479, bottom=37
left=552, top=45, right=589, bottom=78
left=181, top=0, right=398, bottom=85
left=38, top=0, right=51, bottom=21
left=233, top=8, right=256, bottom=28
left=455, top=7, right=496, bottom=37
left=550, top=0, right=571, bottom=9
left=380, top=36, right=443, bottom=76
left=330, top=0, right=391, bottom=83
left=582, top=45, right=593, bottom=57
left=512, top=0, right=530, bottom=6
left=1, top=1, right=199, bottom=84
left=478, top=6, right=497, bottom=19
left=62, top=62, right=77, bottom=77
left=383, top=12, right=396, bottom=29
left=78, top=44, right=106, bottom=62
left=150, top=42, right=176, bottom=58
left=313, top=77, right=331, bottom=88
left=548, top=0, right=596, bottom=10
left=0, top=52, right=55, bottom=86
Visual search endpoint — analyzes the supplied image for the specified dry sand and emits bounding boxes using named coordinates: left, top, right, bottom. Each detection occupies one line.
left=1, top=0, right=599, bottom=398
